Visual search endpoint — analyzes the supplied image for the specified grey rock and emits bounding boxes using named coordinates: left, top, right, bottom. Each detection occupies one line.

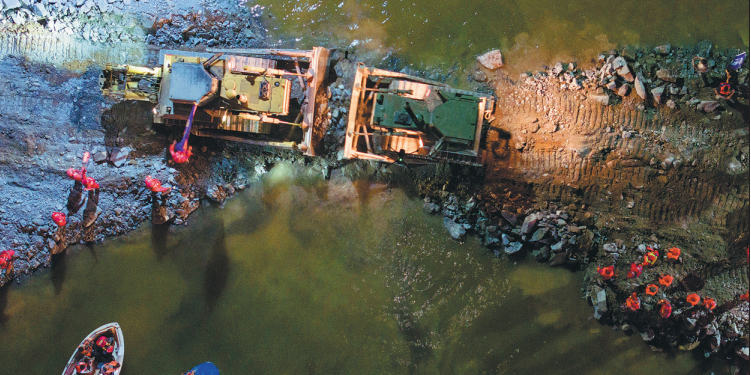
left=656, top=68, right=676, bottom=82
left=726, top=156, right=744, bottom=175
left=443, top=217, right=466, bottom=240
left=534, top=246, right=550, bottom=261
left=654, top=44, right=671, bottom=55
left=10, top=11, right=24, bottom=24
left=550, top=240, right=564, bottom=252
left=591, top=286, right=607, bottom=319
left=520, top=213, right=538, bottom=234
left=651, top=87, right=664, bottom=104
left=501, top=233, right=511, bottom=246
left=109, top=146, right=131, bottom=167
left=641, top=329, right=655, bottom=342
left=697, top=101, right=720, bottom=112
left=4, top=0, right=21, bottom=10
left=612, top=56, right=627, bottom=70
left=472, top=70, right=487, bottom=82
left=476, top=49, right=504, bottom=70
left=666, top=99, right=676, bottom=109
left=552, top=62, right=564, bottom=76
left=603, top=243, right=618, bottom=253
left=617, top=84, right=630, bottom=97
left=423, top=202, right=440, bottom=214
left=504, top=241, right=523, bottom=255
left=590, top=93, right=609, bottom=105
left=530, top=227, right=547, bottom=242
left=484, top=235, right=500, bottom=247
left=634, top=74, right=647, bottom=100
left=82, top=0, right=94, bottom=12
left=548, top=252, right=568, bottom=266
left=92, top=150, right=107, bottom=163
left=621, top=45, right=637, bottom=61
left=501, top=210, right=518, bottom=226
left=737, top=347, right=750, bottom=361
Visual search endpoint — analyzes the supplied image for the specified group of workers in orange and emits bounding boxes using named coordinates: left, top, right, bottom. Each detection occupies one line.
left=74, top=335, right=121, bottom=374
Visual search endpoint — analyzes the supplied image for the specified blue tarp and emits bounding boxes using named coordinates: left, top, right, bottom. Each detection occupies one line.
left=728, top=52, right=747, bottom=71
left=187, top=362, right=219, bottom=375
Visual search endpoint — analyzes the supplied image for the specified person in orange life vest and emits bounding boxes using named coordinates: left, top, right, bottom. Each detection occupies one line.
left=77, top=338, right=94, bottom=357
left=716, top=70, right=736, bottom=100
left=93, top=335, right=115, bottom=361
left=0, top=250, right=15, bottom=271
left=100, top=360, right=121, bottom=374
left=74, top=356, right=93, bottom=374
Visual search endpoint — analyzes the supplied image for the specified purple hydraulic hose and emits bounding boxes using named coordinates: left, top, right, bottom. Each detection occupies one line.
left=175, top=103, right=198, bottom=152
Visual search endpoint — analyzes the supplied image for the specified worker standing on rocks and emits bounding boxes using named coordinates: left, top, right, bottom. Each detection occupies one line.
left=82, top=188, right=101, bottom=228
left=145, top=175, right=171, bottom=224
left=66, top=152, right=92, bottom=213
left=0, top=250, right=15, bottom=272
left=66, top=152, right=101, bottom=227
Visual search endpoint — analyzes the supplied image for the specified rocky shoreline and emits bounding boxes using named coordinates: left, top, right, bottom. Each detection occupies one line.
left=0, top=0, right=746, bottom=372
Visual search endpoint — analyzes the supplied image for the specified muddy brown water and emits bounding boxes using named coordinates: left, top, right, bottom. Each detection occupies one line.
left=259, top=0, right=749, bottom=80
left=0, top=164, right=730, bottom=374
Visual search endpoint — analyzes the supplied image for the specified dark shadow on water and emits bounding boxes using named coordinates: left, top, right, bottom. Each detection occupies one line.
left=50, top=250, right=67, bottom=296
left=203, top=222, right=229, bottom=316
left=151, top=222, right=172, bottom=262
left=396, top=301, right=432, bottom=373
left=84, top=242, right=97, bottom=266
left=353, top=179, right=391, bottom=206
left=0, top=284, right=9, bottom=327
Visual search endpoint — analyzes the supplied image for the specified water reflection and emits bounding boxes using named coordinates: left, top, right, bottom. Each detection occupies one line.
left=255, top=0, right=748, bottom=79
left=50, top=251, right=67, bottom=295
left=0, top=284, right=8, bottom=327
left=150, top=222, right=172, bottom=262
left=0, top=164, right=728, bottom=374
left=203, top=221, right=229, bottom=315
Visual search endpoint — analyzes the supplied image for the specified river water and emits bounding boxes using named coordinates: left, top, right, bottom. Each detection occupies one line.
left=258, top=0, right=748, bottom=79
left=0, top=164, right=726, bottom=373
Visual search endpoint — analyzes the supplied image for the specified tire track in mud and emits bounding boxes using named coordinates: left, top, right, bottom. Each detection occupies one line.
left=491, top=84, right=749, bottom=234
left=0, top=32, right=157, bottom=69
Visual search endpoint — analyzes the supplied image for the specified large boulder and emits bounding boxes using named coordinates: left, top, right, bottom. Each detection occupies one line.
left=697, top=101, right=720, bottom=112
left=520, top=213, right=538, bottom=234
left=591, top=285, right=608, bottom=319
left=4, top=0, right=22, bottom=10
left=443, top=217, right=466, bottom=240
left=504, top=241, right=523, bottom=255
left=477, top=49, right=504, bottom=70
left=109, top=146, right=132, bottom=167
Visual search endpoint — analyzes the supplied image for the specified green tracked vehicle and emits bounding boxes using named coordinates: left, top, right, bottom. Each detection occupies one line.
left=99, top=47, right=331, bottom=156
left=343, top=65, right=495, bottom=166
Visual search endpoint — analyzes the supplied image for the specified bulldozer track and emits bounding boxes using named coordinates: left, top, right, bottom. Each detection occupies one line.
left=492, top=85, right=749, bottom=233
left=0, top=33, right=157, bottom=69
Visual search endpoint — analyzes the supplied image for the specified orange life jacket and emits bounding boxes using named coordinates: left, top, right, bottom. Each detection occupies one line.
left=76, top=360, right=91, bottom=374
left=719, top=82, right=732, bottom=96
